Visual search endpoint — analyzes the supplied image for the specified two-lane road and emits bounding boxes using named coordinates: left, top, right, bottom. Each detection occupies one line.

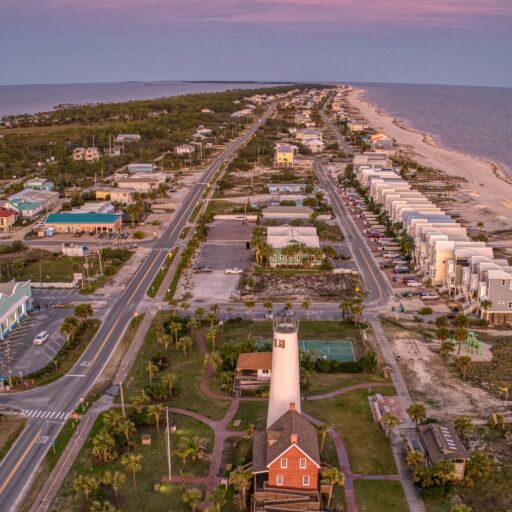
left=0, top=106, right=274, bottom=511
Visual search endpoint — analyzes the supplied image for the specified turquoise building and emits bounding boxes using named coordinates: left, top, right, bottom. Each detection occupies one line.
left=0, top=281, right=32, bottom=339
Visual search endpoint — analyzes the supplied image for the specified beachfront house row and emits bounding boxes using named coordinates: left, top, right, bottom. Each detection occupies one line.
left=354, top=151, right=512, bottom=324
left=296, top=128, right=323, bottom=143
left=0, top=281, right=32, bottom=339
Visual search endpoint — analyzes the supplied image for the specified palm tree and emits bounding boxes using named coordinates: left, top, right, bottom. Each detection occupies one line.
left=454, top=416, right=474, bottom=441
left=194, top=307, right=205, bottom=323
left=156, top=330, right=172, bottom=352
left=187, top=318, right=200, bottom=335
left=131, top=391, right=149, bottom=413
left=101, top=471, right=125, bottom=504
left=170, top=321, right=181, bottom=346
left=260, top=243, right=274, bottom=268
left=339, top=300, right=352, bottom=321
left=451, top=505, right=472, bottom=512
left=147, top=403, right=164, bottom=433
left=177, top=335, right=193, bottom=359
left=221, top=371, right=234, bottom=390
left=207, top=311, right=218, bottom=328
left=177, top=436, right=210, bottom=464
left=436, top=327, right=450, bottom=343
left=120, top=453, right=143, bottom=486
left=454, top=314, right=470, bottom=329
left=182, top=487, right=203, bottom=512
left=316, top=423, right=333, bottom=453
left=480, top=299, right=492, bottom=321
left=230, top=466, right=252, bottom=510
left=320, top=467, right=345, bottom=508
left=72, top=474, right=98, bottom=507
left=162, top=373, right=178, bottom=398
left=74, top=303, right=93, bottom=320
left=204, top=351, right=223, bottom=374
left=301, top=300, right=311, bottom=320
left=477, top=221, right=484, bottom=233
left=206, top=327, right=219, bottom=351
left=262, top=300, right=273, bottom=316
left=440, top=341, right=455, bottom=359
left=102, top=410, right=123, bottom=434
left=350, top=301, right=364, bottom=325
left=92, top=430, right=117, bottom=463
left=455, top=356, right=473, bottom=380
left=89, top=500, right=117, bottom=512
left=455, top=327, right=469, bottom=355
left=146, top=361, right=159, bottom=385
left=406, top=450, right=425, bottom=468
left=244, top=300, right=255, bottom=320
left=168, top=298, right=179, bottom=317
left=181, top=302, right=191, bottom=316
left=208, top=487, right=227, bottom=512
left=435, top=316, right=448, bottom=328
left=407, top=403, right=427, bottom=426
left=60, top=316, right=79, bottom=343
left=226, top=306, right=234, bottom=319
left=118, top=416, right=136, bottom=443
left=381, top=412, right=401, bottom=439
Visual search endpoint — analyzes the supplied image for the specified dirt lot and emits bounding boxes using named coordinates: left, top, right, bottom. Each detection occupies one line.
left=383, top=323, right=504, bottom=419
left=241, top=269, right=361, bottom=301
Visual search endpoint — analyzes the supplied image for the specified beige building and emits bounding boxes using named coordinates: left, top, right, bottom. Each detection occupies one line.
left=95, top=187, right=135, bottom=205
left=73, top=147, right=100, bottom=161
left=0, top=208, right=16, bottom=231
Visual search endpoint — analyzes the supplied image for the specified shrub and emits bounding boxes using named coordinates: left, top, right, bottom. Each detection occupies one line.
left=133, top=231, right=145, bottom=240
left=418, top=307, right=433, bottom=315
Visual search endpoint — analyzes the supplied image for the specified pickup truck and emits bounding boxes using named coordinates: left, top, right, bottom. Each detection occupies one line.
left=225, top=268, right=243, bottom=275
left=420, top=292, right=440, bottom=300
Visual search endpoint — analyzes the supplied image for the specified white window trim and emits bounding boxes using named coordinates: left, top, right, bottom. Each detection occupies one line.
left=303, top=475, right=310, bottom=486
left=276, top=475, right=284, bottom=486
left=281, top=458, right=288, bottom=469
left=300, top=458, right=306, bottom=469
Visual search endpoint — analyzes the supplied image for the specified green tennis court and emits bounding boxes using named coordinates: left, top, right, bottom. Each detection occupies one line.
left=256, top=339, right=356, bottom=362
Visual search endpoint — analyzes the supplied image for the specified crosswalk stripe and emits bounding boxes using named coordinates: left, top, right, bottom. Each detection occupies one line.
left=49, top=412, right=56, bottom=419
left=42, top=411, right=50, bottom=418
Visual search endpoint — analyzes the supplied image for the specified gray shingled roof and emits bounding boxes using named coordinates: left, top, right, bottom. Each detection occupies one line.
left=252, top=410, right=320, bottom=474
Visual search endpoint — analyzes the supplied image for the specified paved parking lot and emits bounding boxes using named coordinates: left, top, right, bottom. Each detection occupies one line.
left=207, top=220, right=254, bottom=242
left=196, top=243, right=251, bottom=270
left=32, top=289, right=86, bottom=305
left=0, top=308, right=71, bottom=378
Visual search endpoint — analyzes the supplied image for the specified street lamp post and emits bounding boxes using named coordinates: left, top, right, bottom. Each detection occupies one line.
left=165, top=407, right=172, bottom=481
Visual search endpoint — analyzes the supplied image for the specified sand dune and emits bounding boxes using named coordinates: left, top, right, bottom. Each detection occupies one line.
left=349, top=88, right=512, bottom=233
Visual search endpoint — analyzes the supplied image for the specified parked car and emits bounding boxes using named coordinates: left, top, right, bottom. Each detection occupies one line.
left=392, top=258, right=408, bottom=265
left=393, top=266, right=409, bottom=274
left=406, top=279, right=422, bottom=287
left=383, top=252, right=400, bottom=259
left=33, top=331, right=49, bottom=345
left=420, top=291, right=439, bottom=300
left=225, top=268, right=243, bottom=274
left=193, top=266, right=213, bottom=273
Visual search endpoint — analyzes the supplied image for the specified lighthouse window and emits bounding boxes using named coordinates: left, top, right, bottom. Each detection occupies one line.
left=274, top=339, right=286, bottom=348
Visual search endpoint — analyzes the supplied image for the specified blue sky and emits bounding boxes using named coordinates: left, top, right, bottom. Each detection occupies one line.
left=1, top=0, right=511, bottom=86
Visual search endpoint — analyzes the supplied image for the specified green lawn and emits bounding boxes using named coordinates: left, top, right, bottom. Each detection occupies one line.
left=229, top=400, right=268, bottom=432
left=304, top=372, right=388, bottom=397
left=123, top=313, right=230, bottom=420
left=221, top=320, right=365, bottom=343
left=50, top=411, right=213, bottom=512
left=220, top=437, right=253, bottom=477
left=354, top=480, right=408, bottom=512
left=147, top=251, right=176, bottom=298
left=302, top=388, right=397, bottom=475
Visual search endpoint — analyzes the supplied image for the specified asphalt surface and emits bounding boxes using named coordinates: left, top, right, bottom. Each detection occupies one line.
left=0, top=107, right=274, bottom=511
left=320, top=109, right=353, bottom=156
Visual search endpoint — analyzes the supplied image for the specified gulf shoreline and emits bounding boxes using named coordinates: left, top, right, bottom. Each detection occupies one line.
left=348, top=87, right=512, bottom=232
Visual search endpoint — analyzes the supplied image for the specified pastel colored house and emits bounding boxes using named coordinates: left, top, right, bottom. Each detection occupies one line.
left=95, top=187, right=135, bottom=205
left=233, top=352, right=272, bottom=396
left=0, top=281, right=32, bottom=339
left=8, top=189, right=59, bottom=218
left=24, top=178, right=54, bottom=191
left=174, top=144, right=195, bottom=155
left=266, top=225, right=320, bottom=267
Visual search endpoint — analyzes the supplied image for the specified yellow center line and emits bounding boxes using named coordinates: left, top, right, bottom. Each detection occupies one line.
left=86, top=254, right=163, bottom=370
left=0, top=428, right=42, bottom=495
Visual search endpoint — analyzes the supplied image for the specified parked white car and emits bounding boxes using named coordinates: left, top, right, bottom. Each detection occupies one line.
left=33, top=331, right=49, bottom=345
left=383, top=252, right=400, bottom=259
left=420, top=292, right=440, bottom=300
left=225, top=268, right=243, bottom=274
left=406, top=280, right=422, bottom=287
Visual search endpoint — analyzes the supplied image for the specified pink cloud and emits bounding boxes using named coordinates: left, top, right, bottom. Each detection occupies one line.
left=4, top=0, right=512, bottom=27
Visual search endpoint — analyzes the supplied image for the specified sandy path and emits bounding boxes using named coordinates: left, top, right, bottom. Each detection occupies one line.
left=348, top=88, right=512, bottom=232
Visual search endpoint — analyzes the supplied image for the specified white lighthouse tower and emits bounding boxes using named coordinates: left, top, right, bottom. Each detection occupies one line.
left=267, top=308, right=301, bottom=428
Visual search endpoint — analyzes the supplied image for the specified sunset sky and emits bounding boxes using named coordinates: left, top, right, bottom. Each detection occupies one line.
left=1, top=0, right=511, bottom=86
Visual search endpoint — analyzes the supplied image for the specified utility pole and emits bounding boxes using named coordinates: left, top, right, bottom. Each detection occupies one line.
left=120, top=380, right=126, bottom=417
left=97, top=241, right=103, bottom=276
left=166, top=407, right=172, bottom=481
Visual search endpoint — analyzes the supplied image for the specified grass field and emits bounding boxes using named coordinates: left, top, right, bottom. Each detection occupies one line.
left=354, top=480, right=408, bottom=512
left=123, top=313, right=230, bottom=420
left=0, top=417, right=26, bottom=462
left=50, top=411, right=213, bottom=512
left=304, top=372, right=388, bottom=397
left=229, top=401, right=268, bottom=432
left=302, top=388, right=397, bottom=475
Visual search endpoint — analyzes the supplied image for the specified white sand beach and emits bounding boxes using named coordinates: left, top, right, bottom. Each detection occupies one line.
left=348, top=88, right=512, bottom=233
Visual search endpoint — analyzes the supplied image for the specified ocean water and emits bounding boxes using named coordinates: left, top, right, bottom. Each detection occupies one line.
left=0, top=81, right=280, bottom=118
left=356, top=83, right=512, bottom=174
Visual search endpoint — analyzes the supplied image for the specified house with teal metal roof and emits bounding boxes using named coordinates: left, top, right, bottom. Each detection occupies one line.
left=44, top=212, right=121, bottom=234
left=0, top=281, right=32, bottom=339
